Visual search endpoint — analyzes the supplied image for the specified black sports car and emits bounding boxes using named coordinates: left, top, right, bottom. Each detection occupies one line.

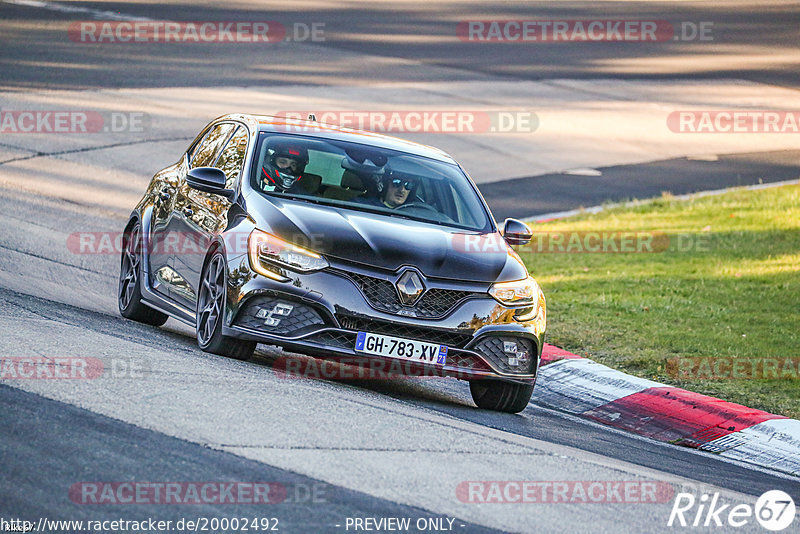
left=119, top=114, right=546, bottom=413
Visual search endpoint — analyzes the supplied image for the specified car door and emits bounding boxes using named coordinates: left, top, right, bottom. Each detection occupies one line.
left=151, top=122, right=235, bottom=307
left=148, top=132, right=207, bottom=300
left=169, top=122, right=244, bottom=310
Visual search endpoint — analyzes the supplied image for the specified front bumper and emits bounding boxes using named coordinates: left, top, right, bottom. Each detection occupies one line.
left=221, top=255, right=545, bottom=383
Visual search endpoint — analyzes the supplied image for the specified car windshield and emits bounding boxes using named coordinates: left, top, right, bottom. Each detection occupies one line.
left=250, top=133, right=492, bottom=232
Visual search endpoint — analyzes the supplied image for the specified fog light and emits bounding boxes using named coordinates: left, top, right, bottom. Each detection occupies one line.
left=475, top=337, right=535, bottom=374
left=256, top=303, right=294, bottom=327
left=503, top=341, right=529, bottom=367
left=273, top=303, right=293, bottom=316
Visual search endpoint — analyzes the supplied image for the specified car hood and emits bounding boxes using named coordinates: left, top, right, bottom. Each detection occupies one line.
left=246, top=195, right=528, bottom=283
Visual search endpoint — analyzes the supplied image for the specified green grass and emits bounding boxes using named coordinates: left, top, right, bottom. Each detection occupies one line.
left=518, top=184, right=800, bottom=418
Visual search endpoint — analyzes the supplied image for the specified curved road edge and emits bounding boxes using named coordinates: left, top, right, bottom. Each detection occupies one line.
left=537, top=343, right=800, bottom=477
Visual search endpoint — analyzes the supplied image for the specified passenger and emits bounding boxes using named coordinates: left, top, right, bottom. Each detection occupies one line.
left=261, top=142, right=313, bottom=195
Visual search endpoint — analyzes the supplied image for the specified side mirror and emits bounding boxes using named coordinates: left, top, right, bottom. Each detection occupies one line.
left=186, top=167, right=236, bottom=201
left=502, top=218, right=532, bottom=246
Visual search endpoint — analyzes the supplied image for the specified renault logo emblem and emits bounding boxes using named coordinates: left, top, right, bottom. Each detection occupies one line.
left=395, top=270, right=425, bottom=306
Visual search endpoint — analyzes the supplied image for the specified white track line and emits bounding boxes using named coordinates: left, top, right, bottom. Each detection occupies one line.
left=2, top=0, right=153, bottom=21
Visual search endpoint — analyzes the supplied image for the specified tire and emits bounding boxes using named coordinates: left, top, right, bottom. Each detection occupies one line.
left=469, top=380, right=534, bottom=414
left=118, top=222, right=169, bottom=326
left=196, top=251, right=256, bottom=361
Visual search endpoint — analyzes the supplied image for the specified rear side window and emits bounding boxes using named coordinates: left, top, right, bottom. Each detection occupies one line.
left=191, top=123, right=235, bottom=169
left=304, top=150, right=346, bottom=186
left=214, top=126, right=248, bottom=188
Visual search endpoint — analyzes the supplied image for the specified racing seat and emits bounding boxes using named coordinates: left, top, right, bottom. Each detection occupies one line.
left=297, top=173, right=322, bottom=195
left=321, top=171, right=366, bottom=201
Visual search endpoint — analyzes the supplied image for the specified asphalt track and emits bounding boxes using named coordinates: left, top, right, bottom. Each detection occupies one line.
left=482, top=149, right=800, bottom=220
left=1, top=1, right=799, bottom=533
left=1, top=385, right=500, bottom=534
left=1, top=0, right=798, bottom=89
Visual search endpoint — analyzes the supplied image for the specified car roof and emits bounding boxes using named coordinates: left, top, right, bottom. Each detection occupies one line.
left=216, top=113, right=457, bottom=165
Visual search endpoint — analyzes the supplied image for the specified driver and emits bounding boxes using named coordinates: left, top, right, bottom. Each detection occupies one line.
left=358, top=173, right=418, bottom=208
left=261, top=142, right=311, bottom=194
left=381, top=176, right=417, bottom=208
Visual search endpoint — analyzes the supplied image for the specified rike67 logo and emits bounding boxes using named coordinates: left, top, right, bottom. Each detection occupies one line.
left=668, top=490, right=796, bottom=531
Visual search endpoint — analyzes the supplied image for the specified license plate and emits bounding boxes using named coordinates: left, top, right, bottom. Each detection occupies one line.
left=355, top=332, right=447, bottom=366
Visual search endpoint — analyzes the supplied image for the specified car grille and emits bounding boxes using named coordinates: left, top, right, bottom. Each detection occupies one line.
left=446, top=351, right=492, bottom=372
left=336, top=315, right=473, bottom=348
left=345, top=272, right=485, bottom=319
left=473, top=336, right=537, bottom=375
left=234, top=296, right=325, bottom=336
left=303, top=329, right=356, bottom=349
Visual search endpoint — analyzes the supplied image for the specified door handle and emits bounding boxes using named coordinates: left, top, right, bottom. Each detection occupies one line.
left=182, top=207, right=193, bottom=217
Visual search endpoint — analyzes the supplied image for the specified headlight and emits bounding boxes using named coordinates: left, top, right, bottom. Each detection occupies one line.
left=489, top=277, right=539, bottom=306
left=248, top=229, right=328, bottom=280
left=491, top=277, right=546, bottom=327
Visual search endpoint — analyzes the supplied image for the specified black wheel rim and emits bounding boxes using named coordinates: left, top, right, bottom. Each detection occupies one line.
left=118, top=225, right=140, bottom=310
left=197, top=254, right=225, bottom=346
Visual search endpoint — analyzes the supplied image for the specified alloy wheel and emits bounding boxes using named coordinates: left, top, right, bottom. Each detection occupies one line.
left=118, top=224, right=141, bottom=310
left=197, top=254, right=225, bottom=347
